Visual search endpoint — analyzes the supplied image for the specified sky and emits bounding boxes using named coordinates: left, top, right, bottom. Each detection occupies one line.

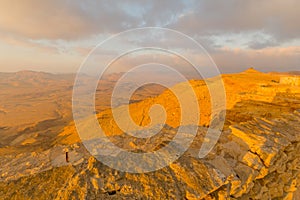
left=0, top=0, right=299, bottom=74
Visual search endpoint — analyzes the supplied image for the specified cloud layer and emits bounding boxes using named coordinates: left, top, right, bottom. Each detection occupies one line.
left=0, top=0, right=299, bottom=73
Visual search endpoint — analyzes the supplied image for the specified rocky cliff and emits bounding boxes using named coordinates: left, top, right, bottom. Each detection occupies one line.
left=0, top=70, right=300, bottom=199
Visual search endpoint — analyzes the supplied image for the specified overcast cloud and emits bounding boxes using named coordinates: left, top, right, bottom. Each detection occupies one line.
left=0, top=0, right=298, bottom=73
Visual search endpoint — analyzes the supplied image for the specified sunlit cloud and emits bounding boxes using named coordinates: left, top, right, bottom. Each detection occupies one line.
left=0, top=0, right=298, bottom=73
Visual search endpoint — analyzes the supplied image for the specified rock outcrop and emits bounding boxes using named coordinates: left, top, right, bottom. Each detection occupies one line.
left=280, top=76, right=300, bottom=86
left=0, top=109, right=300, bottom=199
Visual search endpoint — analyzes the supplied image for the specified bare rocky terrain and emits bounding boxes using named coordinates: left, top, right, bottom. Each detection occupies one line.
left=0, top=69, right=300, bottom=199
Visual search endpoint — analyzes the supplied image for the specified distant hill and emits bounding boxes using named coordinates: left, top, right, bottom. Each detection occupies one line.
left=269, top=71, right=300, bottom=76
left=287, top=71, right=300, bottom=75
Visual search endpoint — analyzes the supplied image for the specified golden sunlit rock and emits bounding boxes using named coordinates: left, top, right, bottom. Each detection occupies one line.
left=0, top=70, right=300, bottom=199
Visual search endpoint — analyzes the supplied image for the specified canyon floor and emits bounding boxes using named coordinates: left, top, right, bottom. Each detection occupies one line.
left=0, top=69, right=300, bottom=199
